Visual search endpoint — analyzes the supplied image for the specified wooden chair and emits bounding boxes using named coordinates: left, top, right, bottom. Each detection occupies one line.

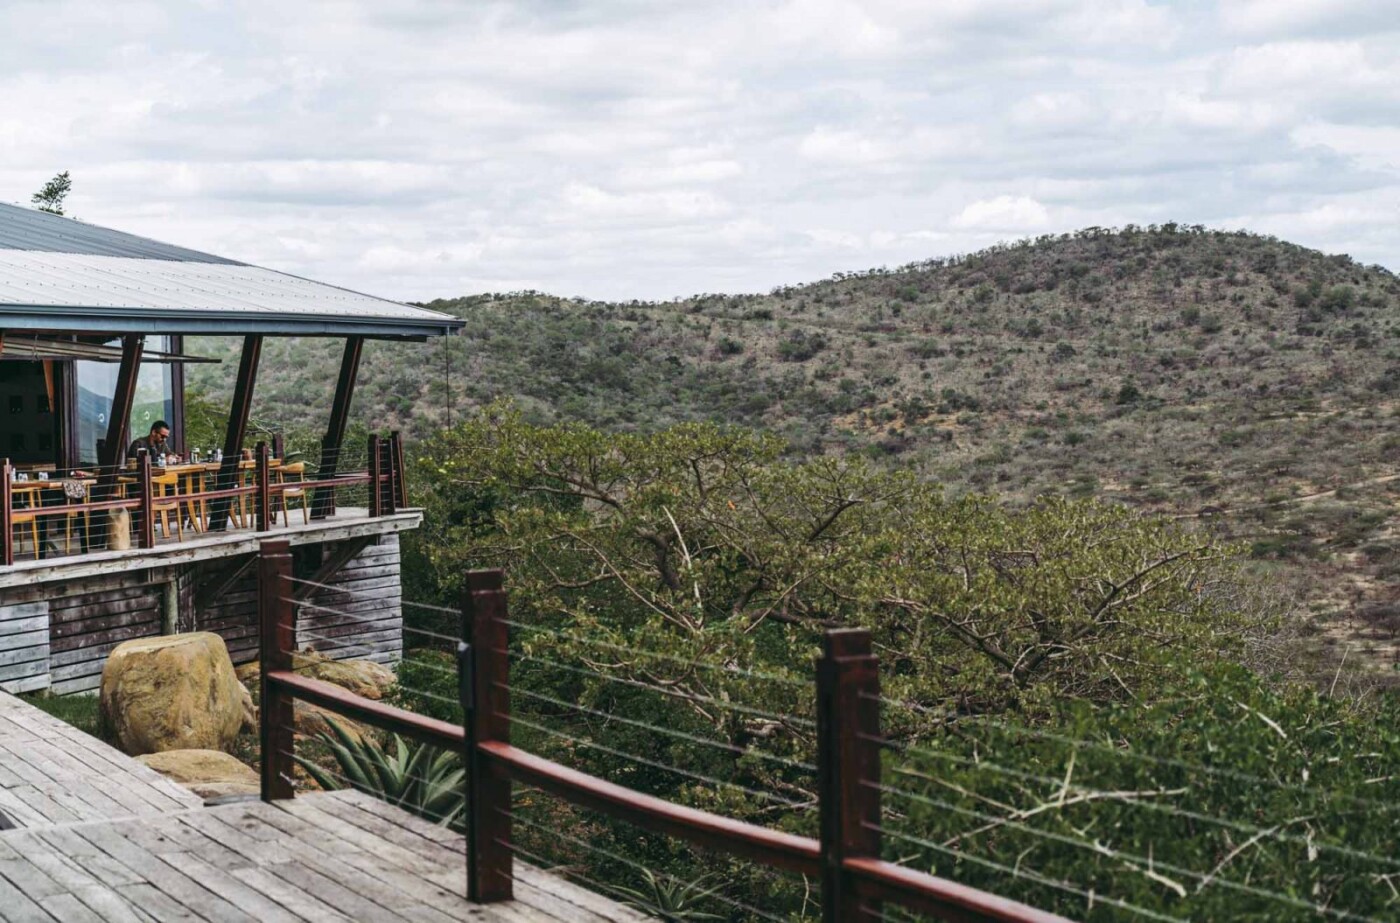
left=274, top=462, right=308, bottom=526
left=151, top=469, right=184, bottom=542
left=11, top=506, right=40, bottom=560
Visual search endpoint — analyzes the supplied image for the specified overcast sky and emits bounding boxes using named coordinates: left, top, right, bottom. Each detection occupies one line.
left=1, top=0, right=1396, bottom=302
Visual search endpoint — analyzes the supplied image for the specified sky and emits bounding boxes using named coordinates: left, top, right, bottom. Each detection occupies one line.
left=1, top=0, right=1397, bottom=303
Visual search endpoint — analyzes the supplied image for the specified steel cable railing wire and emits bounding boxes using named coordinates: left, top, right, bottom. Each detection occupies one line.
left=873, top=697, right=1400, bottom=890
left=872, top=783, right=1390, bottom=923
left=499, top=615, right=809, bottom=688
left=877, top=694, right=1400, bottom=818
left=506, top=678, right=818, bottom=774
left=508, top=807, right=795, bottom=923
left=869, top=697, right=1400, bottom=920
left=268, top=578, right=1399, bottom=920
left=501, top=710, right=807, bottom=809
left=879, top=744, right=1400, bottom=872
left=872, top=825, right=1184, bottom=923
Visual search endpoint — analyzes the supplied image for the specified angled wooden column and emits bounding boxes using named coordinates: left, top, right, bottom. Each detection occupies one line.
left=94, top=335, right=144, bottom=501
left=208, top=335, right=262, bottom=532
left=311, top=336, right=363, bottom=520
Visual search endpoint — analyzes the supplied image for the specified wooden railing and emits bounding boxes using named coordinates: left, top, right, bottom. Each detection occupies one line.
left=0, top=432, right=408, bottom=566
left=257, top=542, right=1071, bottom=923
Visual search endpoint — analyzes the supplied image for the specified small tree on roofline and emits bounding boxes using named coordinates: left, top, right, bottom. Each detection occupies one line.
left=32, top=171, right=72, bottom=215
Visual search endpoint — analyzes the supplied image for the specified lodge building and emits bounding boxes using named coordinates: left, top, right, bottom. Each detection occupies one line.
left=0, top=202, right=461, bottom=694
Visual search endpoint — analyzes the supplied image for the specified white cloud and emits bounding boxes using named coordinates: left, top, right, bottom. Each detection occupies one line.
left=0, top=0, right=1396, bottom=301
left=952, top=196, right=1052, bottom=231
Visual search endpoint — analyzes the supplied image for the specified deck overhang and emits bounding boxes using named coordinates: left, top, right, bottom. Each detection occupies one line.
left=0, top=507, right=422, bottom=590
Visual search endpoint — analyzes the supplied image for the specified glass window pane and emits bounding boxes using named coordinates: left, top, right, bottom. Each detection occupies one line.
left=75, top=337, right=173, bottom=464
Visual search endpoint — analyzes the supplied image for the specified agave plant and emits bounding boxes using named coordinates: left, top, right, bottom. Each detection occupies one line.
left=295, top=716, right=466, bottom=829
left=612, top=869, right=724, bottom=921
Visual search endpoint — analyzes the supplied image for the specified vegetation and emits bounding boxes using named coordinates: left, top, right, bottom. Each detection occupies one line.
left=174, top=224, right=1400, bottom=918
left=187, top=225, right=1400, bottom=680
left=294, top=716, right=466, bottom=828
left=31, top=171, right=71, bottom=215
left=377, top=407, right=1400, bottom=921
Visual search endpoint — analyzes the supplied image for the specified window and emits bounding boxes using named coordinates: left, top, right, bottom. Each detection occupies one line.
left=75, top=337, right=175, bottom=464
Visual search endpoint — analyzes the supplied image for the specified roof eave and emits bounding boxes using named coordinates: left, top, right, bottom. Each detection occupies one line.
left=0, top=304, right=464, bottom=340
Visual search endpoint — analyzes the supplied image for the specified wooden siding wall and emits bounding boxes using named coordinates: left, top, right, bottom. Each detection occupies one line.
left=298, top=537, right=403, bottom=665
left=0, top=536, right=403, bottom=696
left=50, top=584, right=163, bottom=694
left=0, top=602, right=51, bottom=693
left=195, top=536, right=403, bottom=667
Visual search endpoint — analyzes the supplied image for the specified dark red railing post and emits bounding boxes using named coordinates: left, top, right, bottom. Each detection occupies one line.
left=817, top=629, right=882, bottom=923
left=462, top=569, right=512, bottom=902
left=259, top=539, right=296, bottom=801
left=256, top=441, right=271, bottom=532
left=1, top=459, right=13, bottom=567
left=381, top=439, right=398, bottom=516
left=390, top=431, right=408, bottom=509
left=136, top=452, right=155, bottom=548
left=367, top=434, right=382, bottom=517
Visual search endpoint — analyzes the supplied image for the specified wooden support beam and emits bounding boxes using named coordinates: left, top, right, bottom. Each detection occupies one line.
left=290, top=536, right=375, bottom=603
left=193, top=553, right=256, bottom=614
left=311, top=337, right=363, bottom=521
left=95, top=335, right=144, bottom=501
left=208, top=335, right=262, bottom=531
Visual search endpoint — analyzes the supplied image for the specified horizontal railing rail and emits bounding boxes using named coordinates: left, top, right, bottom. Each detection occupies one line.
left=1, top=431, right=407, bottom=565
left=256, top=542, right=1071, bottom=923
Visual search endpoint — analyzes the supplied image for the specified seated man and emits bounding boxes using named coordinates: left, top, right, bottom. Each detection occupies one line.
left=127, top=420, right=174, bottom=461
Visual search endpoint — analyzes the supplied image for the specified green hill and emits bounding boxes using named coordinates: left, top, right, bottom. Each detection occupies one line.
left=187, top=224, right=1400, bottom=677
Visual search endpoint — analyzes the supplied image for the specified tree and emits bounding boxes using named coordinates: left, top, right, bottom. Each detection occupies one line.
left=31, top=171, right=72, bottom=215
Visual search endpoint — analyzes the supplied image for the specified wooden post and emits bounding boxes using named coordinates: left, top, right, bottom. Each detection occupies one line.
left=258, top=539, right=296, bottom=801
left=256, top=442, right=271, bottom=532
left=390, top=431, right=408, bottom=509
left=312, top=337, right=363, bottom=521
left=381, top=440, right=398, bottom=516
left=817, top=629, right=882, bottom=923
left=95, top=335, right=144, bottom=501
left=209, top=335, right=262, bottom=531
left=272, top=432, right=285, bottom=462
left=1, top=460, right=12, bottom=567
left=463, top=569, right=512, bottom=902
left=136, top=452, right=154, bottom=548
left=367, top=435, right=382, bottom=517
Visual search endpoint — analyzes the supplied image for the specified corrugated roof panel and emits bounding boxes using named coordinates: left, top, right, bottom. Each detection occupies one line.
left=0, top=251, right=461, bottom=337
left=0, top=202, right=240, bottom=263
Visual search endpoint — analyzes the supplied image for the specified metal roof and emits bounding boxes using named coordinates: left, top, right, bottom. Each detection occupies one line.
left=0, top=202, right=461, bottom=339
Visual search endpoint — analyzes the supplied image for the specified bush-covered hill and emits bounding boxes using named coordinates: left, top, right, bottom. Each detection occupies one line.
left=187, top=224, right=1400, bottom=678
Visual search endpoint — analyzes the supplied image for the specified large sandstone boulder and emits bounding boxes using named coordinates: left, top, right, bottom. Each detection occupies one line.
left=100, top=632, right=254, bottom=756
left=237, top=650, right=396, bottom=707
left=135, top=749, right=259, bottom=800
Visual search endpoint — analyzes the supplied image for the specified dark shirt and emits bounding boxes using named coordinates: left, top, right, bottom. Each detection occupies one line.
left=127, top=436, right=168, bottom=459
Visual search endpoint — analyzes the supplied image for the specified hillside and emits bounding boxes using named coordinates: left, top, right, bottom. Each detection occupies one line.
left=187, top=224, right=1400, bottom=677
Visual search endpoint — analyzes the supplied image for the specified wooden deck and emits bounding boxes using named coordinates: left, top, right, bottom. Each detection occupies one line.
left=0, top=693, right=649, bottom=921
left=0, top=694, right=202, bottom=828
left=0, top=791, right=651, bottom=922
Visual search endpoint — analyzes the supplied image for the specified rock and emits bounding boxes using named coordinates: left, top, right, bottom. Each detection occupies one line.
left=135, top=749, right=259, bottom=800
left=236, top=651, right=396, bottom=705
left=295, top=701, right=368, bottom=743
left=293, top=651, right=396, bottom=700
left=100, top=632, right=249, bottom=756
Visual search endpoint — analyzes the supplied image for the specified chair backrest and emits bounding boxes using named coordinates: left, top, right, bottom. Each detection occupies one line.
left=151, top=470, right=180, bottom=500
left=278, top=462, right=306, bottom=483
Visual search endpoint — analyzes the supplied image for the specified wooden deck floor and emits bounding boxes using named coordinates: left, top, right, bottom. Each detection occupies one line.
left=0, top=694, right=202, bottom=828
left=0, top=694, right=650, bottom=921
left=0, top=790, right=651, bottom=922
